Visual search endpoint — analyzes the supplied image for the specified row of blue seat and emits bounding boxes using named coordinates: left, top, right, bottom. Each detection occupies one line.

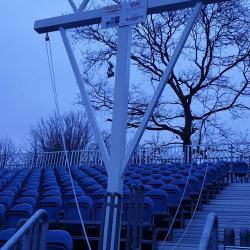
left=0, top=160, right=243, bottom=243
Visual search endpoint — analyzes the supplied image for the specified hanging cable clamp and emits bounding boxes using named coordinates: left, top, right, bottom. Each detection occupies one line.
left=45, top=33, right=50, bottom=41
left=217, top=0, right=221, bottom=12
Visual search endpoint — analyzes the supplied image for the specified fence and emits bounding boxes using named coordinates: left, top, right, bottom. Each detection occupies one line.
left=1, top=143, right=250, bottom=169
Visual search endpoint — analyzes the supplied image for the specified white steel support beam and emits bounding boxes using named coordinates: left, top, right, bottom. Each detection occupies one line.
left=67, top=0, right=77, bottom=12
left=59, top=27, right=110, bottom=169
left=102, top=25, right=132, bottom=250
left=34, top=0, right=226, bottom=34
left=107, top=25, right=132, bottom=193
left=78, top=0, right=90, bottom=12
left=121, top=1, right=203, bottom=177
left=68, top=0, right=90, bottom=13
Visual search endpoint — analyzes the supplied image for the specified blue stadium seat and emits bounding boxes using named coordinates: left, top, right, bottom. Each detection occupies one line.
left=171, top=179, right=190, bottom=200
left=125, top=180, right=142, bottom=187
left=14, top=197, right=37, bottom=209
left=46, top=230, right=73, bottom=250
left=0, top=204, right=6, bottom=228
left=171, top=174, right=183, bottom=180
left=0, top=229, right=16, bottom=248
left=62, top=190, right=85, bottom=209
left=0, top=179, right=7, bottom=188
left=169, top=167, right=179, bottom=174
left=90, top=189, right=107, bottom=205
left=123, top=197, right=154, bottom=225
left=64, top=196, right=93, bottom=221
left=0, top=191, right=15, bottom=202
left=4, top=203, right=33, bottom=229
left=143, top=185, right=153, bottom=193
left=19, top=186, right=38, bottom=193
left=130, top=174, right=143, bottom=180
left=0, top=196, right=12, bottom=210
left=178, top=170, right=190, bottom=176
left=171, top=179, right=193, bottom=218
left=140, top=170, right=152, bottom=176
left=160, top=176, right=175, bottom=184
left=139, top=176, right=153, bottom=185
left=37, top=196, right=62, bottom=224
left=4, top=186, right=19, bottom=196
left=151, top=168, right=161, bottom=174
left=80, top=180, right=98, bottom=190
left=84, top=185, right=103, bottom=196
left=145, top=189, right=169, bottom=216
left=151, top=174, right=163, bottom=180
left=43, top=186, right=60, bottom=192
left=147, top=180, right=164, bottom=189
left=18, top=190, right=39, bottom=201
left=124, top=171, right=135, bottom=176
left=8, top=182, right=22, bottom=191
left=160, top=184, right=183, bottom=228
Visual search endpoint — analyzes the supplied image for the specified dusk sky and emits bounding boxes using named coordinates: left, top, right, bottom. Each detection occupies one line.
left=1, top=1, right=249, bottom=148
left=1, top=1, right=82, bottom=145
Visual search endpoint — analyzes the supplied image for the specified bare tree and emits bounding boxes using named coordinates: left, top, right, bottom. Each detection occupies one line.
left=0, top=136, right=18, bottom=155
left=25, top=110, right=95, bottom=152
left=71, top=0, right=250, bottom=147
left=0, top=136, right=19, bottom=169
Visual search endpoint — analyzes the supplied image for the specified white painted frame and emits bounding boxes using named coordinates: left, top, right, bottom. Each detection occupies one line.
left=34, top=0, right=228, bottom=248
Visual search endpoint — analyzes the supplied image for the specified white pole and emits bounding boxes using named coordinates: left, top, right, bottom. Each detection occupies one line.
left=59, top=27, right=110, bottom=169
left=104, top=25, right=132, bottom=250
left=121, top=1, right=203, bottom=176
left=67, top=0, right=77, bottom=12
left=107, top=24, right=132, bottom=193
left=78, top=0, right=90, bottom=12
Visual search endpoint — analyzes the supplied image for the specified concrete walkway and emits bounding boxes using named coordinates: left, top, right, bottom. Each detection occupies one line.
left=158, top=183, right=250, bottom=250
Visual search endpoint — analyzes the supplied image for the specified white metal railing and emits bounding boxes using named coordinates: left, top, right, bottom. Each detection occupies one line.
left=1, top=143, right=250, bottom=169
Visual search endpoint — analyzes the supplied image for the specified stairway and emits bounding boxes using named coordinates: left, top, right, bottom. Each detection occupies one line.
left=158, top=183, right=250, bottom=250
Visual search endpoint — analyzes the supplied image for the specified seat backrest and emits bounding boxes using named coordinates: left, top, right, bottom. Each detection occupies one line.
left=19, top=190, right=39, bottom=200
left=37, top=197, right=62, bottom=223
left=90, top=189, right=107, bottom=205
left=125, top=180, right=142, bottom=187
left=151, top=174, right=163, bottom=180
left=130, top=174, right=143, bottom=180
left=140, top=170, right=152, bottom=176
left=160, top=184, right=180, bottom=207
left=139, top=176, right=153, bottom=184
left=0, top=191, right=15, bottom=202
left=160, top=176, right=175, bottom=184
left=183, top=176, right=199, bottom=193
left=0, top=229, right=16, bottom=248
left=145, top=189, right=168, bottom=213
left=0, top=204, right=6, bottom=226
left=65, top=196, right=93, bottom=221
left=171, top=179, right=190, bottom=198
left=123, top=197, right=154, bottom=223
left=4, top=203, right=33, bottom=229
left=14, top=197, right=37, bottom=209
left=0, top=196, right=12, bottom=210
left=147, top=180, right=164, bottom=189
left=46, top=230, right=73, bottom=250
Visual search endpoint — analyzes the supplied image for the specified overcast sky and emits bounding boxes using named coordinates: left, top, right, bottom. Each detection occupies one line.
left=1, top=1, right=249, bottom=148
left=0, top=1, right=82, bottom=145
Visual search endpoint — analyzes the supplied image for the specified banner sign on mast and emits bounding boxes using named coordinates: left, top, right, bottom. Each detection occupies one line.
left=101, top=0, right=147, bottom=29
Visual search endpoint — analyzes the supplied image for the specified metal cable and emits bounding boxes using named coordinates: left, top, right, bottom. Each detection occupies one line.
left=45, top=34, right=92, bottom=250
left=169, top=6, right=223, bottom=249
left=159, top=5, right=223, bottom=249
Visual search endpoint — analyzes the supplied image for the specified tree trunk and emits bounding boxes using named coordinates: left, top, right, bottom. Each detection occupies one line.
left=182, top=106, right=193, bottom=163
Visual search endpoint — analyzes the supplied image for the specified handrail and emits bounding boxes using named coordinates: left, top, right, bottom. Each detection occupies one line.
left=198, top=212, right=218, bottom=250
left=1, top=142, right=250, bottom=168
left=1, top=209, right=49, bottom=250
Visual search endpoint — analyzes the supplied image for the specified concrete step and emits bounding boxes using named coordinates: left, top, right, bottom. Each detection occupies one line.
left=158, top=183, right=250, bottom=249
